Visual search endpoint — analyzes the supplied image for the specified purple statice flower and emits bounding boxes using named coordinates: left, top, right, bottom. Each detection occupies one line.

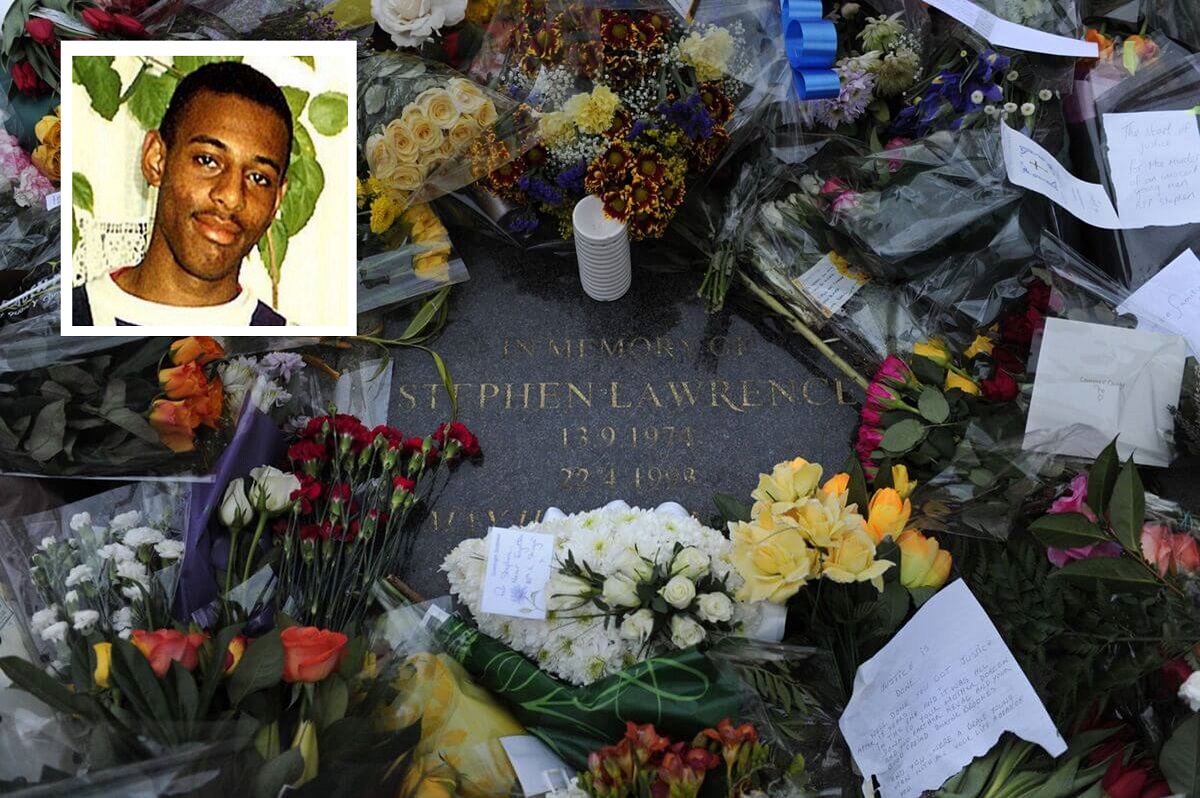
left=507, top=210, right=541, bottom=234
left=518, top=174, right=565, bottom=207
left=812, top=61, right=876, bottom=129
left=626, top=118, right=659, bottom=141
left=656, top=94, right=715, bottom=141
left=555, top=160, right=587, bottom=196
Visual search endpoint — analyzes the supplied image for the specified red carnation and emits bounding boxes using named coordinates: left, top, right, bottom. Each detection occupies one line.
left=10, top=61, right=49, bottom=95
left=434, top=421, right=482, bottom=459
left=288, top=439, right=326, bottom=464
left=82, top=7, right=116, bottom=32
left=301, top=416, right=331, bottom=439
left=981, top=369, right=1018, bottom=402
left=371, top=424, right=405, bottom=449
left=25, top=18, right=56, bottom=45
left=298, top=523, right=321, bottom=541
left=392, top=475, right=415, bottom=493
left=289, top=476, right=322, bottom=514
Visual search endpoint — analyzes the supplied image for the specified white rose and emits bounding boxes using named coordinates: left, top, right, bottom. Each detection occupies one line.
left=30, top=607, right=59, bottom=635
left=447, top=78, right=488, bottom=116
left=659, top=575, right=697, bottom=610
left=123, top=526, right=164, bottom=548
left=219, top=478, right=253, bottom=529
left=695, top=592, right=734, bottom=623
left=614, top=549, right=653, bottom=582
left=248, top=466, right=301, bottom=515
left=40, top=621, right=69, bottom=643
left=72, top=610, right=100, bottom=632
left=69, top=512, right=92, bottom=532
left=371, top=0, right=468, bottom=48
left=64, top=564, right=94, bottom=588
left=109, top=510, right=142, bottom=531
left=670, top=547, right=710, bottom=580
left=547, top=573, right=592, bottom=610
left=1180, top=672, right=1200, bottom=711
left=619, top=608, right=656, bottom=646
left=601, top=574, right=641, bottom=608
left=155, top=540, right=185, bottom=561
left=669, top=615, right=706, bottom=649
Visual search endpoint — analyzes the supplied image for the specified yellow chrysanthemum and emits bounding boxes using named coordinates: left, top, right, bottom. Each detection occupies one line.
left=370, top=194, right=401, bottom=234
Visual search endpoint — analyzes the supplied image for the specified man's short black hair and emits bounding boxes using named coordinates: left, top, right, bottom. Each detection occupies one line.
left=158, top=60, right=294, bottom=174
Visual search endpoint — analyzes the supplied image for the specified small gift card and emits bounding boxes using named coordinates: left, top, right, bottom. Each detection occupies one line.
left=500, top=735, right=575, bottom=796
left=840, top=580, right=1066, bottom=798
left=793, top=252, right=868, bottom=319
left=481, top=527, right=555, bottom=620
left=1023, top=318, right=1188, bottom=467
left=1117, top=249, right=1200, bottom=358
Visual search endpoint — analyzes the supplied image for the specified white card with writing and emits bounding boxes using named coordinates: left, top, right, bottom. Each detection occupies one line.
left=1023, top=318, right=1188, bottom=467
left=481, top=528, right=555, bottom=619
left=839, top=580, right=1066, bottom=798
left=44, top=192, right=62, bottom=211
left=500, top=735, right=576, bottom=796
left=794, top=253, right=868, bottom=319
left=1117, top=249, right=1200, bottom=357
left=1103, top=111, right=1200, bottom=229
left=924, top=0, right=1098, bottom=57
left=1002, top=124, right=1123, bottom=229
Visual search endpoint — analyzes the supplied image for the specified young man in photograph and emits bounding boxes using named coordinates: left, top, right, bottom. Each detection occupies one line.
left=74, top=60, right=292, bottom=326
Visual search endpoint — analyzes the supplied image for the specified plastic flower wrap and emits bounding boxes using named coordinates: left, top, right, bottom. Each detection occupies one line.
left=443, top=501, right=753, bottom=686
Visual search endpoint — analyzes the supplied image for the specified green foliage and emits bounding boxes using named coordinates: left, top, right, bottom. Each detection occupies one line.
left=1029, top=513, right=1109, bottom=549
left=1086, top=439, right=1119, bottom=518
left=228, top=628, right=283, bottom=706
left=1108, top=458, right=1145, bottom=555
left=713, top=492, right=751, bottom=525
left=1160, top=713, right=1200, bottom=796
left=125, top=70, right=178, bottom=130
left=918, top=387, right=950, bottom=424
left=72, top=172, right=94, bottom=214
left=307, top=91, right=349, bottom=136
left=72, top=56, right=122, bottom=120
left=881, top=418, right=927, bottom=454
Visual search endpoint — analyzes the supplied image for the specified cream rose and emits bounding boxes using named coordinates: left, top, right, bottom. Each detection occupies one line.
left=388, top=162, right=426, bottom=193
left=601, top=574, right=641, bottom=608
left=670, top=546, right=710, bottom=580
left=371, top=0, right=467, bottom=48
left=403, top=109, right=444, bottom=152
left=417, top=88, right=460, bottom=128
left=447, top=116, right=481, bottom=148
left=696, top=592, right=733, bottom=623
left=384, top=119, right=420, bottom=160
left=659, top=575, right=696, bottom=610
left=619, top=609, right=655, bottom=646
left=447, top=77, right=488, bottom=115
left=473, top=99, right=499, bottom=127
left=669, top=615, right=706, bottom=649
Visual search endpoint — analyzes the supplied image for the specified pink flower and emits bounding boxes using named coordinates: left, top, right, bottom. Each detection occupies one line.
left=830, top=190, right=861, bottom=214
left=1141, top=524, right=1200, bottom=577
left=860, top=404, right=883, bottom=426
left=1047, top=541, right=1122, bottom=568
left=875, top=355, right=913, bottom=386
left=884, top=137, right=912, bottom=173
left=865, top=381, right=901, bottom=412
left=1048, top=472, right=1097, bottom=521
left=819, top=177, right=850, bottom=195
left=13, top=163, right=53, bottom=208
left=856, top=424, right=882, bottom=458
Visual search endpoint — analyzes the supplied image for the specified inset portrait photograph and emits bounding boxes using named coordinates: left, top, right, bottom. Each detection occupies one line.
left=60, top=41, right=356, bottom=335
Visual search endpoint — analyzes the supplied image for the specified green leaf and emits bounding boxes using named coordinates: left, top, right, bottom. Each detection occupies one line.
left=845, top=457, right=871, bottom=514
left=307, top=91, right=348, bottom=136
left=910, top=356, right=945, bottom=386
left=253, top=749, right=304, bottom=798
left=169, top=660, right=199, bottom=723
left=427, top=347, right=458, bottom=419
left=295, top=55, right=316, bottom=69
left=881, top=419, right=927, bottom=454
left=72, top=56, right=122, bottom=121
left=1122, top=40, right=1138, bottom=76
left=126, top=70, right=178, bottom=130
left=317, top=677, right=349, bottom=731
left=968, top=468, right=993, bottom=488
left=23, top=399, right=66, bottom=462
left=108, top=639, right=173, bottom=742
left=0, top=657, right=95, bottom=718
left=337, top=634, right=365, bottom=680
left=281, top=86, right=310, bottom=120
left=908, top=586, right=938, bottom=608
left=256, top=217, right=290, bottom=285
left=292, top=121, right=317, bottom=160
left=1086, top=439, right=1119, bottom=518
left=1048, top=556, right=1157, bottom=588
left=1029, top=512, right=1110, bottom=549
left=1160, top=712, right=1200, bottom=796
left=918, top=388, right=950, bottom=424
left=72, top=210, right=80, bottom=254
left=400, top=287, right=449, bottom=341
left=279, top=152, right=323, bottom=237
left=227, top=628, right=283, bottom=706
left=713, top=492, right=751, bottom=524
left=1108, top=459, right=1145, bottom=555
left=73, top=172, right=95, bottom=214
left=869, top=581, right=910, bottom=636
left=198, top=624, right=243, bottom=717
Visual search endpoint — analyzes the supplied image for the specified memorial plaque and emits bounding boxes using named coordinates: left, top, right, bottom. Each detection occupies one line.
left=390, top=236, right=862, bottom=596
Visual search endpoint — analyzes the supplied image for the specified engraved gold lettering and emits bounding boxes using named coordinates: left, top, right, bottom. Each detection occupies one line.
left=835, top=379, right=857, bottom=405
left=425, top=383, right=441, bottom=410
left=803, top=378, right=832, bottom=406
left=567, top=382, right=593, bottom=408
left=667, top=381, right=700, bottom=408
left=741, top=380, right=763, bottom=408
left=396, top=384, right=417, bottom=410
left=656, top=337, right=675, bottom=358
left=630, top=337, right=652, bottom=357
left=638, top=382, right=664, bottom=408
left=540, top=382, right=561, bottom=409
left=768, top=379, right=796, bottom=406
left=610, top=381, right=631, bottom=408
left=601, top=339, right=625, bottom=357
left=548, top=339, right=571, bottom=358
left=479, top=383, right=500, bottom=409
left=711, top=380, right=744, bottom=413
left=708, top=336, right=727, bottom=356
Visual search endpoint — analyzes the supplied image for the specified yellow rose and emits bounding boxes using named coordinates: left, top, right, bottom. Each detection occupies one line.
left=679, top=28, right=735, bottom=81
left=944, top=371, right=980, bottom=395
left=32, top=106, right=61, bottom=182
left=564, top=85, right=620, bottom=135
left=439, top=136, right=458, bottom=158
left=788, top=491, right=869, bottom=549
left=447, top=77, right=488, bottom=116
left=93, top=642, right=112, bottom=688
left=913, top=338, right=952, bottom=367
left=730, top=519, right=820, bottom=604
left=750, top=458, right=824, bottom=510
left=401, top=107, right=444, bottom=152
left=891, top=464, right=916, bottom=500
left=385, top=119, right=421, bottom=160
left=897, top=529, right=952, bottom=589
left=821, top=528, right=893, bottom=592
left=365, top=134, right=402, bottom=182
left=866, top=488, right=911, bottom=543
left=389, top=163, right=426, bottom=193
left=474, top=100, right=499, bottom=127
left=537, top=110, right=576, bottom=146
left=963, top=334, right=995, bottom=359
left=821, top=473, right=850, bottom=497
left=448, top=116, right=482, bottom=148
left=417, top=88, right=461, bottom=128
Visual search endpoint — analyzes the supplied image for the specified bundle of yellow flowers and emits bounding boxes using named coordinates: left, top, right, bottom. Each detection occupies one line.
left=730, top=459, right=951, bottom=605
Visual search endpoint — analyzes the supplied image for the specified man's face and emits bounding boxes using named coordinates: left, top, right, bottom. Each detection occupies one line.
left=143, top=90, right=290, bottom=283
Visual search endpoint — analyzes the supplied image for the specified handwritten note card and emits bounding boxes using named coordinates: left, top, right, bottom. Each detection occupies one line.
left=1103, top=111, right=1200, bottom=228
left=924, top=0, right=1098, bottom=57
left=793, top=253, right=868, bottom=318
left=1023, top=318, right=1188, bottom=467
left=1001, top=124, right=1123, bottom=229
left=1117, top=249, right=1200, bottom=357
left=839, top=580, right=1066, bottom=798
left=481, top=527, right=555, bottom=619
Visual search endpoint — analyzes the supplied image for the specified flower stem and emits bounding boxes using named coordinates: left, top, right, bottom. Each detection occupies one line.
left=242, top=513, right=271, bottom=587
left=223, top=526, right=242, bottom=624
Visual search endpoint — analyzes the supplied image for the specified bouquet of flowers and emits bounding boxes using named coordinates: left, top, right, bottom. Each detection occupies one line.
left=443, top=501, right=750, bottom=686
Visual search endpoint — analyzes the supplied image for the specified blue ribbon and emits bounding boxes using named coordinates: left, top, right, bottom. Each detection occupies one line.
left=781, top=0, right=840, bottom=100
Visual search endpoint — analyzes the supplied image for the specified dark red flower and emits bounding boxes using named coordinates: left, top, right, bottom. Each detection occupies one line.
left=981, top=368, right=1018, bottom=402
left=1025, top=281, right=1053, bottom=313
left=10, top=61, right=49, bottom=95
left=288, top=439, right=327, bottom=464
left=392, top=475, right=415, bottom=493
left=298, top=523, right=321, bottom=541
left=331, top=414, right=367, bottom=439
left=442, top=30, right=463, bottom=68
left=1162, top=658, right=1192, bottom=693
left=25, top=18, right=55, bottom=45
left=301, top=416, right=331, bottom=439
left=329, top=483, right=351, bottom=504
left=82, top=7, right=116, bottom=32
left=290, top=476, right=322, bottom=514
left=434, top=421, right=482, bottom=459
left=991, top=346, right=1025, bottom=375
left=111, top=13, right=147, bottom=37
left=372, top=425, right=405, bottom=450
left=1002, top=306, right=1045, bottom=348
left=404, top=436, right=439, bottom=464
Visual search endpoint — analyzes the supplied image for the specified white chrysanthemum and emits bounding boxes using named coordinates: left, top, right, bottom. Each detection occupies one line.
left=116, top=560, right=149, bottom=586
left=37, top=536, right=55, bottom=551
left=123, top=526, right=164, bottom=548
left=63, top=590, right=78, bottom=606
left=69, top=512, right=92, bottom=532
left=110, top=607, right=133, bottom=635
left=97, top=543, right=135, bottom=562
left=40, top=620, right=69, bottom=643
left=72, top=610, right=100, bottom=631
left=108, top=510, right=142, bottom=532
left=155, top=540, right=185, bottom=560
left=64, top=564, right=94, bottom=587
left=30, top=607, right=59, bottom=635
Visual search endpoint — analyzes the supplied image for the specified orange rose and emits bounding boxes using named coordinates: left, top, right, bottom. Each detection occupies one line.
left=169, top=336, right=225, bottom=366
left=280, top=626, right=348, bottom=683
left=224, top=635, right=247, bottom=675
left=131, top=629, right=208, bottom=677
left=158, top=361, right=209, bottom=400
left=149, top=398, right=200, bottom=452
left=1085, top=29, right=1114, bottom=60
left=180, top=376, right=224, bottom=430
